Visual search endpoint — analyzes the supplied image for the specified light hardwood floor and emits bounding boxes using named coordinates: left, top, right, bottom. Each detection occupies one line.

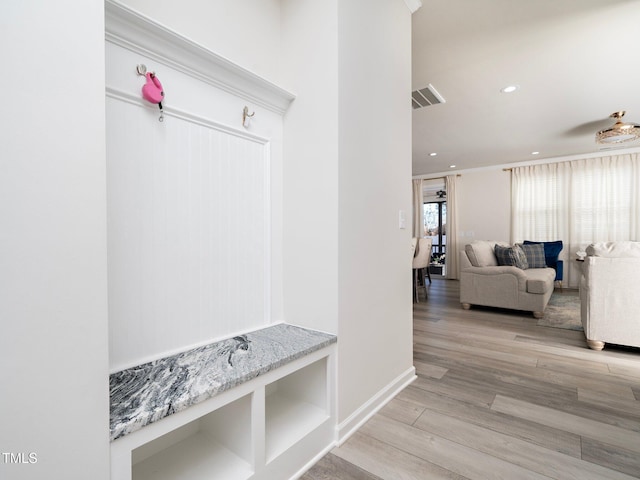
left=302, top=279, right=640, bottom=480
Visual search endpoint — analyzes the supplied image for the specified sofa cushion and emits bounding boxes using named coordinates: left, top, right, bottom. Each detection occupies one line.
left=524, top=240, right=563, bottom=268
left=465, top=240, right=507, bottom=267
left=525, top=268, right=555, bottom=294
left=495, top=244, right=528, bottom=269
left=518, top=243, right=546, bottom=268
left=586, top=241, right=640, bottom=258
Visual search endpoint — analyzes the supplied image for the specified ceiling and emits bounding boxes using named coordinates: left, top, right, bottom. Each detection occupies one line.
left=411, top=0, right=640, bottom=175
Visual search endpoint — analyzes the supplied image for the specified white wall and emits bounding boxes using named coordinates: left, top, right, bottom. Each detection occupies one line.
left=280, top=0, right=340, bottom=335
left=457, top=169, right=512, bottom=243
left=336, top=0, right=414, bottom=429
left=120, top=0, right=283, bottom=84
left=0, top=1, right=110, bottom=479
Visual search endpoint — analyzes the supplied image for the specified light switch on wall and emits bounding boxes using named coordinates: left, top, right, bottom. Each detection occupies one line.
left=399, top=209, right=406, bottom=229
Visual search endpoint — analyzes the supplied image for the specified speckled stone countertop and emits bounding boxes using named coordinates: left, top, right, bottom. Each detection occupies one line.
left=109, top=323, right=336, bottom=442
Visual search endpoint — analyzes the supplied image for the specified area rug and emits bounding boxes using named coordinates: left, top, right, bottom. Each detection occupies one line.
left=537, top=292, right=583, bottom=331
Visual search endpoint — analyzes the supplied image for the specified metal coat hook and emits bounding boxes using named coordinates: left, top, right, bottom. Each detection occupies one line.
left=242, top=106, right=255, bottom=128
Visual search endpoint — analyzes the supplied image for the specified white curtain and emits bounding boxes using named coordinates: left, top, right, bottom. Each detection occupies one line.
left=511, top=153, right=640, bottom=288
left=445, top=175, right=459, bottom=279
left=412, top=179, right=424, bottom=237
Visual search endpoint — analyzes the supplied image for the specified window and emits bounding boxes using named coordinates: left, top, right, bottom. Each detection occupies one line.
left=511, top=154, right=640, bottom=288
left=423, top=201, right=446, bottom=262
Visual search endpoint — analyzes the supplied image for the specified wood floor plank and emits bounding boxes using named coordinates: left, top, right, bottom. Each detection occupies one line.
left=301, top=453, right=384, bottom=480
left=608, top=362, right=640, bottom=379
left=581, top=437, right=640, bottom=478
left=413, top=408, right=637, bottom=480
left=332, top=431, right=468, bottom=480
left=413, top=343, right=542, bottom=380
left=491, top=394, right=640, bottom=454
left=413, top=359, right=448, bottom=379
left=438, top=363, right=579, bottom=405
left=536, top=352, right=612, bottom=374
left=415, top=343, right=591, bottom=399
left=516, top=331, right=588, bottom=348
left=512, top=331, right=640, bottom=370
left=577, top=388, right=640, bottom=418
left=409, top=375, right=496, bottom=409
left=413, top=334, right=539, bottom=367
left=396, top=384, right=581, bottom=458
left=359, top=415, right=551, bottom=480
left=378, top=397, right=425, bottom=425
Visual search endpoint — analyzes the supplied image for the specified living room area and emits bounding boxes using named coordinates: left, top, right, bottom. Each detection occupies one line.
left=394, top=2, right=640, bottom=476
left=409, top=0, right=640, bottom=347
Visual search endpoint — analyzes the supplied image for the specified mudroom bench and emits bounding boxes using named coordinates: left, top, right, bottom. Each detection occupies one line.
left=109, top=323, right=337, bottom=480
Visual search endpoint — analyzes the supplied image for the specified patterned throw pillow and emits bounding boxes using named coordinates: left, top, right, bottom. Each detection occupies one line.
left=518, top=243, right=546, bottom=268
left=523, top=240, right=562, bottom=268
left=494, top=244, right=529, bottom=270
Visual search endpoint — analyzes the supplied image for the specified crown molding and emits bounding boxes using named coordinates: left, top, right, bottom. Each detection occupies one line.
left=404, top=0, right=423, bottom=14
left=104, top=0, right=295, bottom=115
left=413, top=146, right=640, bottom=179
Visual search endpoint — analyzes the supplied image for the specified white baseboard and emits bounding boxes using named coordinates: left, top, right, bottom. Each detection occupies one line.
left=336, top=366, right=417, bottom=445
left=290, top=441, right=337, bottom=480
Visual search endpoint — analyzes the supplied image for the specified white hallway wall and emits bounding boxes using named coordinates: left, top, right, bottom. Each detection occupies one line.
left=0, top=1, right=110, bottom=479
left=335, top=0, right=414, bottom=432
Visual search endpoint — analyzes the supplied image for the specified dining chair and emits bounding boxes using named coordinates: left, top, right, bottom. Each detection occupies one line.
left=412, top=237, right=432, bottom=302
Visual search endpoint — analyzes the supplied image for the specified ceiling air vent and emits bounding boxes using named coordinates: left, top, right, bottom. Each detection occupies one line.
left=412, top=84, right=445, bottom=109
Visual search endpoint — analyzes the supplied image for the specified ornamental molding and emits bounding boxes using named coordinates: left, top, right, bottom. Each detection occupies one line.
left=404, top=0, right=423, bottom=14
left=105, top=0, right=295, bottom=115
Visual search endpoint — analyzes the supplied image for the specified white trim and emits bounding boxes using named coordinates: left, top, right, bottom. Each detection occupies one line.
left=404, top=0, right=423, bottom=14
left=105, top=0, right=295, bottom=115
left=336, top=366, right=416, bottom=445
left=290, top=441, right=337, bottom=480
left=105, top=86, right=269, bottom=144
left=414, top=145, right=640, bottom=180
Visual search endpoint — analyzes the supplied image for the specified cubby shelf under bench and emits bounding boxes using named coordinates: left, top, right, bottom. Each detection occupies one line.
left=109, top=324, right=337, bottom=480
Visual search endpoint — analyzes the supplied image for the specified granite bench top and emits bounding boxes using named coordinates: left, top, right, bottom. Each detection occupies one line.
left=109, top=323, right=336, bottom=442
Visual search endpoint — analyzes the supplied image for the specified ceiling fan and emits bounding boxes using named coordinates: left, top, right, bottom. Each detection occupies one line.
left=595, top=111, right=640, bottom=144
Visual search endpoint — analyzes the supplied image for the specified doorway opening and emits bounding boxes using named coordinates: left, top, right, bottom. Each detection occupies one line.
left=423, top=200, right=446, bottom=276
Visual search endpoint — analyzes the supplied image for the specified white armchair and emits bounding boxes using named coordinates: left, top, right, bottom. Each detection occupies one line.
left=580, top=241, right=640, bottom=350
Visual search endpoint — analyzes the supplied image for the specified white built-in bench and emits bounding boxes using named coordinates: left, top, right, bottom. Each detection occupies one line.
left=109, top=324, right=337, bottom=480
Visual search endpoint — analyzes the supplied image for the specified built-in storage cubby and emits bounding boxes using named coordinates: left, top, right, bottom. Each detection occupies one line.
left=131, top=395, right=253, bottom=480
left=110, top=325, right=336, bottom=480
left=265, top=358, right=328, bottom=463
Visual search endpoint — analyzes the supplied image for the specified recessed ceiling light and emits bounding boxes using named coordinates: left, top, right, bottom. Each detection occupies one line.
left=500, top=85, right=519, bottom=93
left=531, top=151, right=540, bottom=155
left=429, top=152, right=437, bottom=157
left=449, top=165, right=456, bottom=168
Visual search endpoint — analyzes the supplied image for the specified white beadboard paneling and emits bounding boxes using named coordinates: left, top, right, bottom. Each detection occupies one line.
left=107, top=96, right=271, bottom=370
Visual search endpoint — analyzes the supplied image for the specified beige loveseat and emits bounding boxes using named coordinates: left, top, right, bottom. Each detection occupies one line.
left=460, top=240, right=556, bottom=318
left=580, top=241, right=640, bottom=350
